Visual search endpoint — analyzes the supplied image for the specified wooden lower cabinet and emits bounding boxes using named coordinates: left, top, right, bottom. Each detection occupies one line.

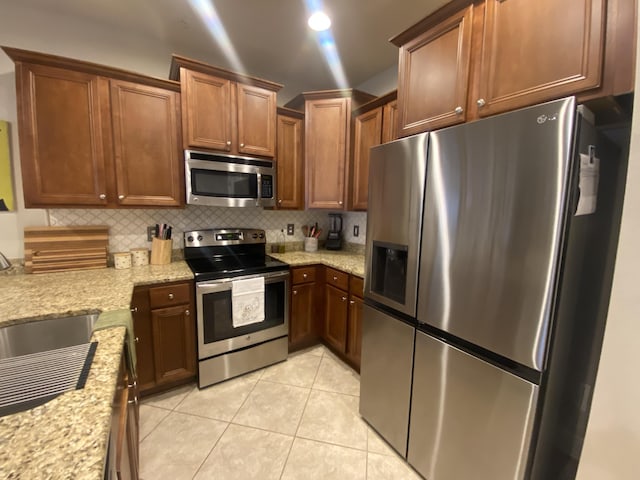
left=325, top=284, right=349, bottom=352
left=346, top=294, right=363, bottom=370
left=111, top=354, right=139, bottom=480
left=131, top=280, right=197, bottom=396
left=289, top=266, right=319, bottom=351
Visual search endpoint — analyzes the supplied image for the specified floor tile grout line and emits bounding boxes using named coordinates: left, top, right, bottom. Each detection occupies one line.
left=295, top=431, right=369, bottom=453
left=190, top=420, right=232, bottom=480
left=228, top=368, right=266, bottom=425
left=138, top=405, right=172, bottom=445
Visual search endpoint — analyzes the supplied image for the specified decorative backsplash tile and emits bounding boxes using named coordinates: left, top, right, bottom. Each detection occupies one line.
left=49, top=206, right=367, bottom=253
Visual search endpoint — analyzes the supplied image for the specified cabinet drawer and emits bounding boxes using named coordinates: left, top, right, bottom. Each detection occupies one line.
left=350, top=275, right=364, bottom=299
left=149, top=282, right=191, bottom=309
left=292, top=266, right=317, bottom=284
left=325, top=267, right=349, bottom=291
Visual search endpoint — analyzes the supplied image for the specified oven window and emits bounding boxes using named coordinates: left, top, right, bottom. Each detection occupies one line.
left=192, top=169, right=258, bottom=198
left=202, top=280, right=285, bottom=344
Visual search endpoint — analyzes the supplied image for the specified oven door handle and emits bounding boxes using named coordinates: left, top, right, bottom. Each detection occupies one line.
left=196, top=270, right=290, bottom=295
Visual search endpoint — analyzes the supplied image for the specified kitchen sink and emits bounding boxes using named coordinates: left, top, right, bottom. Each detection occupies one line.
left=0, top=313, right=99, bottom=360
left=0, top=313, right=100, bottom=417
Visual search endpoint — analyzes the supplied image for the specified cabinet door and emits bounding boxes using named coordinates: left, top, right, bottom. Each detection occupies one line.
left=15, top=63, right=110, bottom=207
left=351, top=107, right=383, bottom=211
left=477, top=0, right=605, bottom=117
left=151, top=305, right=196, bottom=385
left=110, top=80, right=184, bottom=207
left=290, top=282, right=317, bottom=348
left=305, top=98, right=349, bottom=209
left=182, top=68, right=232, bottom=151
left=131, top=289, right=155, bottom=393
left=347, top=295, right=363, bottom=371
left=397, top=5, right=473, bottom=136
left=324, top=284, right=348, bottom=352
left=382, top=100, right=398, bottom=143
left=237, top=84, right=277, bottom=157
left=276, top=114, right=304, bottom=209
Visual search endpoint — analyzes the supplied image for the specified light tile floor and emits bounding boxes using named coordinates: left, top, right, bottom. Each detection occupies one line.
left=139, top=344, right=422, bottom=479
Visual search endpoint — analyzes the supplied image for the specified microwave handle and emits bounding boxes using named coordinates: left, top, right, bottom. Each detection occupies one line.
left=256, top=173, right=262, bottom=206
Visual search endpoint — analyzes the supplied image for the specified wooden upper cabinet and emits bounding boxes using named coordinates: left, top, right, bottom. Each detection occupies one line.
left=396, top=4, right=474, bottom=136
left=237, top=84, right=277, bottom=157
left=276, top=108, right=304, bottom=209
left=477, top=0, right=606, bottom=117
left=15, top=63, right=110, bottom=207
left=382, top=100, right=398, bottom=143
left=304, top=89, right=375, bottom=210
left=110, top=80, right=184, bottom=207
left=305, top=96, right=350, bottom=209
left=351, top=106, right=383, bottom=211
left=171, top=55, right=282, bottom=158
left=182, top=69, right=232, bottom=152
left=4, top=47, right=184, bottom=209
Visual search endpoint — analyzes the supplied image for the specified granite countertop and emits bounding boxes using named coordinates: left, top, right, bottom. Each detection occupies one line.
left=269, top=249, right=365, bottom=277
left=0, top=261, right=194, bottom=479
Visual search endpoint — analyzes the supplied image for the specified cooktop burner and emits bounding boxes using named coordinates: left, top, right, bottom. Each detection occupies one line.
left=183, top=228, right=289, bottom=282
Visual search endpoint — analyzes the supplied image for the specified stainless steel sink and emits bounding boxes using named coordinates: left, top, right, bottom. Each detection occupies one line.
left=0, top=313, right=99, bottom=360
left=0, top=313, right=100, bottom=417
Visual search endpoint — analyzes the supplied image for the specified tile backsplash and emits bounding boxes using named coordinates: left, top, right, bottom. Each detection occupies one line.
left=49, top=206, right=367, bottom=253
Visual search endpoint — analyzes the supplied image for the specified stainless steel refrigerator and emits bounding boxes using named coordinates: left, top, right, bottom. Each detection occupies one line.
left=360, top=97, right=625, bottom=480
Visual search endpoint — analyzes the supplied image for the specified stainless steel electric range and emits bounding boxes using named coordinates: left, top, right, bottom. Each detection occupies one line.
left=183, top=228, right=290, bottom=388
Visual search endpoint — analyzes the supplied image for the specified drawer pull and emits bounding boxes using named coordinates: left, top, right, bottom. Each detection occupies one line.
left=130, top=306, right=138, bottom=313
left=349, top=300, right=355, bottom=305
left=341, top=296, right=347, bottom=301
left=185, top=309, right=190, bottom=316
left=127, top=396, right=138, bottom=406
left=333, top=276, right=338, bottom=281
left=168, top=293, right=174, bottom=300
left=293, top=290, right=298, bottom=295
left=135, top=337, right=139, bottom=343
left=303, top=273, right=308, bottom=279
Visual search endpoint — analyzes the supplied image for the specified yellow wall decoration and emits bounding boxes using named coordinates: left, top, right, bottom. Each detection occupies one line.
left=0, top=120, right=14, bottom=211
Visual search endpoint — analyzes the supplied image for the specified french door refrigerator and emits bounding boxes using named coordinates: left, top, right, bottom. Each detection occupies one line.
left=360, top=96, right=624, bottom=480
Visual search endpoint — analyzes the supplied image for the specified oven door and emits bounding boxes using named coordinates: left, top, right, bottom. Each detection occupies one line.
left=196, top=270, right=289, bottom=359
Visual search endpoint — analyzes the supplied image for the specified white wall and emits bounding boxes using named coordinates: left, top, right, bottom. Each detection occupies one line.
left=576, top=12, right=640, bottom=479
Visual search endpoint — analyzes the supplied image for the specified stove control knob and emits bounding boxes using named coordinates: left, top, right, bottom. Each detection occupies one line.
left=187, top=236, right=194, bottom=243
left=259, top=233, right=265, bottom=239
left=197, top=235, right=203, bottom=241
left=252, top=233, right=258, bottom=239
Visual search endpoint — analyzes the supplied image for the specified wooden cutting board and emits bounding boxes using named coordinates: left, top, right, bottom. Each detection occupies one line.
left=24, top=226, right=109, bottom=274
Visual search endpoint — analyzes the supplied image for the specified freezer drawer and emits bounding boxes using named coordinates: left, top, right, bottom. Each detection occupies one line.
left=359, top=304, right=415, bottom=457
left=408, top=330, right=538, bottom=480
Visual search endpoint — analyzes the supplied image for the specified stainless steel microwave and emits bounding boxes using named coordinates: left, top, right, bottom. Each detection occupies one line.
left=185, top=150, right=276, bottom=207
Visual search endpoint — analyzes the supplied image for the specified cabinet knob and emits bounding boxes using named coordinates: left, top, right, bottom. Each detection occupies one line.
left=185, top=309, right=190, bottom=316
left=303, top=273, right=308, bottom=279
left=99, top=194, right=106, bottom=200
left=127, top=396, right=139, bottom=406
left=127, top=380, right=137, bottom=389
left=454, top=106, right=464, bottom=115
left=350, top=300, right=355, bottom=305
left=341, top=296, right=347, bottom=301
left=476, top=98, right=486, bottom=107
left=135, top=336, right=139, bottom=343
left=240, top=143, right=245, bottom=148
left=278, top=199, right=282, bottom=204
left=293, top=290, right=298, bottom=295
left=168, top=293, right=174, bottom=300
left=333, top=276, right=338, bottom=281
left=338, top=201, right=343, bottom=205
left=226, top=140, right=231, bottom=146
left=130, top=306, right=138, bottom=313
left=118, top=194, right=125, bottom=200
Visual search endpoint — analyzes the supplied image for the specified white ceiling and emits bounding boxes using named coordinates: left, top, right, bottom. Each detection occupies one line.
left=12, top=0, right=451, bottom=103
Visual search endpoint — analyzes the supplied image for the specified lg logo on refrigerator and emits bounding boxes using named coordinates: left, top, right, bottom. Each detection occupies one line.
left=537, top=113, right=559, bottom=124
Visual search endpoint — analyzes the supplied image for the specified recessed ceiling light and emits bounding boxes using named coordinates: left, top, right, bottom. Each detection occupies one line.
left=308, top=11, right=331, bottom=31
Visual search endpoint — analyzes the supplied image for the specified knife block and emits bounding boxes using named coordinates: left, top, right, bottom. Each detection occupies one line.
left=150, top=238, right=172, bottom=265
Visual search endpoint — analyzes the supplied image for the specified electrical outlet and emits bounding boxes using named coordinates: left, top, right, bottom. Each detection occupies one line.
left=287, top=224, right=294, bottom=235
left=147, top=225, right=155, bottom=241
left=353, top=225, right=359, bottom=237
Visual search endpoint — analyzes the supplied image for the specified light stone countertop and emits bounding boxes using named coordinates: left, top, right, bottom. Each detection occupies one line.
left=0, top=262, right=194, bottom=479
left=269, top=250, right=365, bottom=277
